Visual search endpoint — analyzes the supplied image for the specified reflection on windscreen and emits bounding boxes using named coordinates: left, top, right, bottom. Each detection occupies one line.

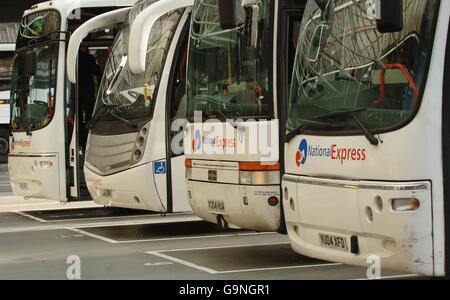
left=11, top=43, right=58, bottom=131
left=92, top=9, right=183, bottom=131
left=186, top=0, right=274, bottom=120
left=10, top=10, right=61, bottom=132
left=288, top=0, right=438, bottom=133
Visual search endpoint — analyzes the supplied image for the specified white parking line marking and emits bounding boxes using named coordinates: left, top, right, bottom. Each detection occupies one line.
left=118, top=232, right=276, bottom=244
left=146, top=242, right=341, bottom=274
left=144, top=262, right=174, bottom=266
left=153, top=241, right=289, bottom=253
left=0, top=217, right=200, bottom=234
left=353, top=274, right=421, bottom=280
left=39, top=212, right=197, bottom=223
left=215, top=263, right=342, bottom=274
left=63, top=227, right=119, bottom=244
left=14, top=211, right=48, bottom=223
left=149, top=251, right=220, bottom=274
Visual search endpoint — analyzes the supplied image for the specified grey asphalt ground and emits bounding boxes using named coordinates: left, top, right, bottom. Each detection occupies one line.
left=0, top=164, right=12, bottom=196
left=0, top=163, right=418, bottom=281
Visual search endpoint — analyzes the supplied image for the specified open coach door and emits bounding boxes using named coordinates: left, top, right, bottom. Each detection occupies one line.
left=66, top=7, right=132, bottom=200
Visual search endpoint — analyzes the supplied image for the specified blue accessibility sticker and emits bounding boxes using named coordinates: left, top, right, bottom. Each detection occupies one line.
left=153, top=161, right=166, bottom=175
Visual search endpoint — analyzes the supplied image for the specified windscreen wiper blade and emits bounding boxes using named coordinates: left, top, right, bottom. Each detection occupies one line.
left=311, top=108, right=367, bottom=120
left=312, top=108, right=379, bottom=146
left=107, top=111, right=138, bottom=130
left=207, top=110, right=246, bottom=132
left=351, top=113, right=379, bottom=146
left=285, top=119, right=345, bottom=143
left=86, top=104, right=122, bottom=129
left=27, top=30, right=70, bottom=48
left=86, top=105, right=110, bottom=129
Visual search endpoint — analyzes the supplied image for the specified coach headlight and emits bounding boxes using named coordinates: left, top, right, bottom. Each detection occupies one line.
left=130, top=122, right=150, bottom=166
left=239, top=162, right=280, bottom=185
left=240, top=171, right=253, bottom=185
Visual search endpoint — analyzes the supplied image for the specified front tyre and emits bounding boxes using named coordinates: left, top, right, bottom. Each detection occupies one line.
left=0, top=128, right=9, bottom=163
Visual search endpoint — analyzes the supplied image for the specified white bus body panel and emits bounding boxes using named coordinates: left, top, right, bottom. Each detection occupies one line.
left=283, top=176, right=433, bottom=275
left=187, top=180, right=281, bottom=231
left=85, top=160, right=165, bottom=211
left=9, top=121, right=64, bottom=200
left=283, top=1, right=449, bottom=276
left=185, top=120, right=281, bottom=231
left=9, top=154, right=60, bottom=199
left=0, top=44, right=15, bottom=52
left=86, top=155, right=190, bottom=212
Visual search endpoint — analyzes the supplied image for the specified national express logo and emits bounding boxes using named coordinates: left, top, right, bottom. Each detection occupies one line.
left=296, top=139, right=308, bottom=167
left=10, top=137, right=31, bottom=152
left=191, top=130, right=237, bottom=153
left=192, top=130, right=202, bottom=152
left=295, top=138, right=367, bottom=166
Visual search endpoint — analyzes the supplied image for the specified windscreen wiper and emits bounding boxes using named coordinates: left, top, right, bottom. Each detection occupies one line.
left=107, top=111, right=138, bottom=130
left=312, top=108, right=379, bottom=146
left=28, top=30, right=70, bottom=48
left=285, top=118, right=345, bottom=143
left=86, top=105, right=109, bottom=129
left=86, top=104, right=121, bottom=129
left=207, top=110, right=246, bottom=132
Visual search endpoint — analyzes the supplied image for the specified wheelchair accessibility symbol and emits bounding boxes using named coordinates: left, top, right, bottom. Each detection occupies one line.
left=153, top=161, right=166, bottom=175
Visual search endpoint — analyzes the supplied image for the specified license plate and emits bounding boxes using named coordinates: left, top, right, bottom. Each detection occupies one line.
left=319, top=233, right=348, bottom=251
left=19, top=182, right=28, bottom=191
left=208, top=199, right=225, bottom=213
left=102, top=189, right=113, bottom=198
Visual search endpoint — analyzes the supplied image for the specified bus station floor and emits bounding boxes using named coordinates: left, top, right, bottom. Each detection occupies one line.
left=0, top=164, right=421, bottom=280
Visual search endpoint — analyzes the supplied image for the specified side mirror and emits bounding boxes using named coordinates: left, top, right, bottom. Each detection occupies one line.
left=129, top=0, right=195, bottom=74
left=218, top=0, right=240, bottom=30
left=376, top=0, right=403, bottom=33
left=67, top=7, right=131, bottom=84
left=25, top=50, right=37, bottom=77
